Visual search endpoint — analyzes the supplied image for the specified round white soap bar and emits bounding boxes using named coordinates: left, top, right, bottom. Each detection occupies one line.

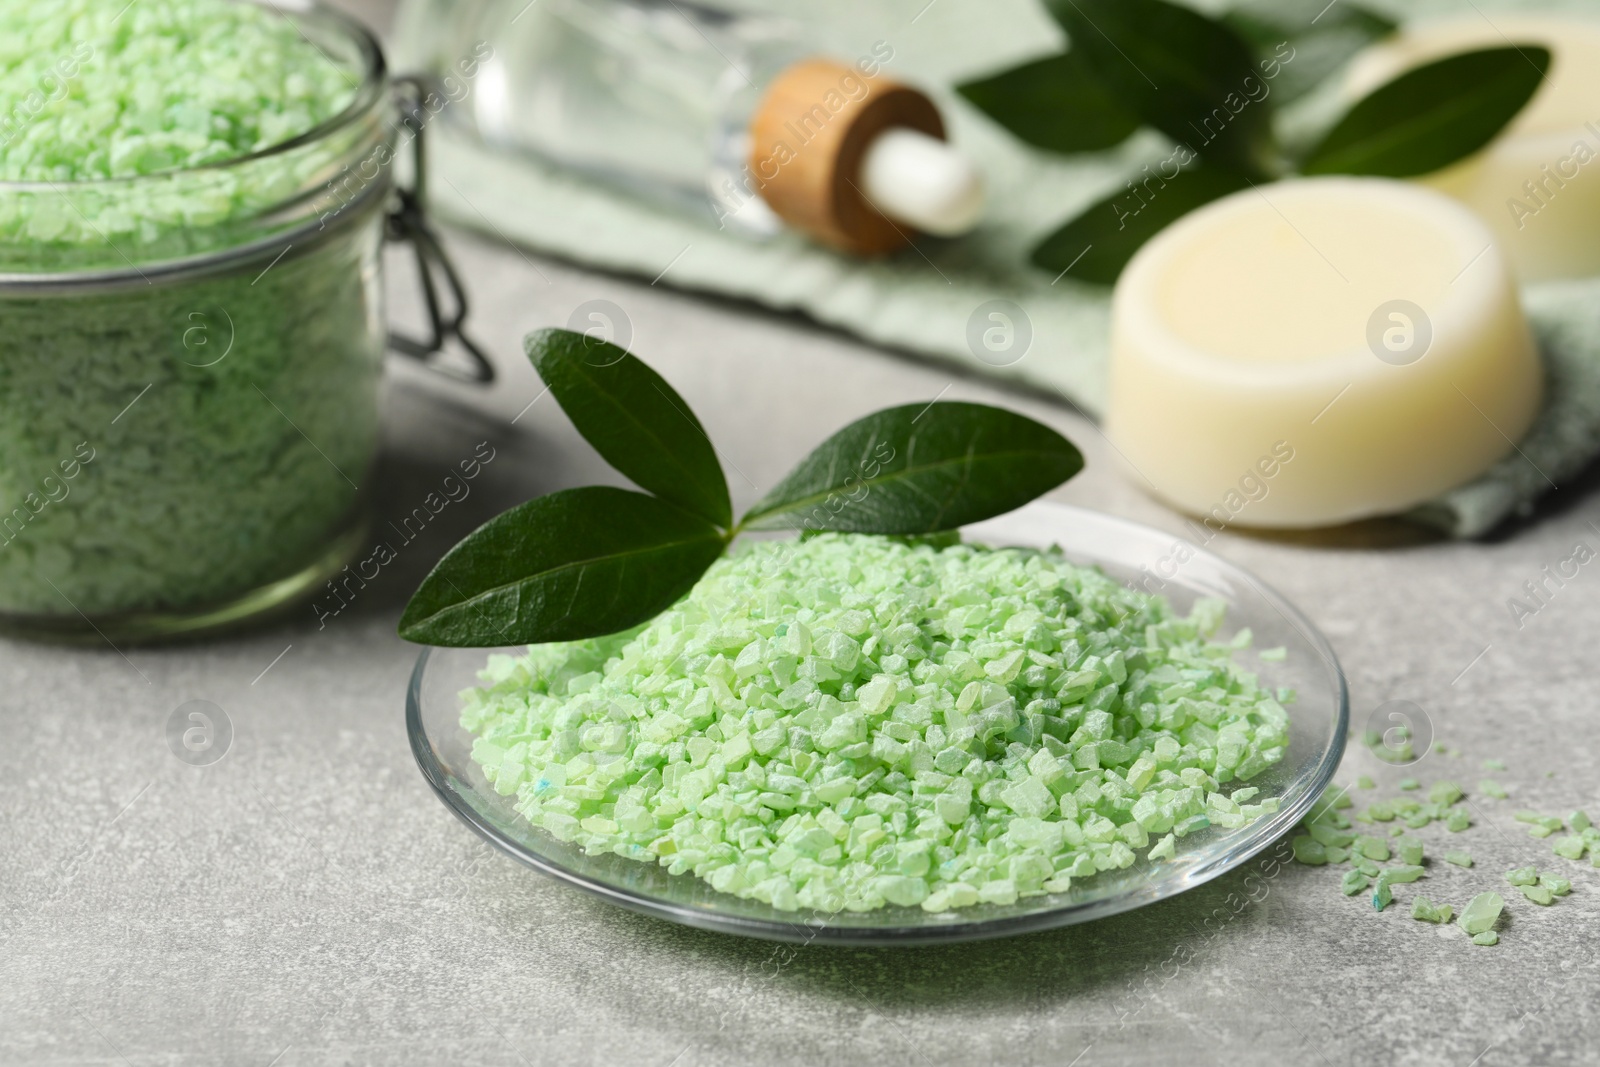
left=1107, top=177, right=1541, bottom=528
left=1344, top=14, right=1600, bottom=281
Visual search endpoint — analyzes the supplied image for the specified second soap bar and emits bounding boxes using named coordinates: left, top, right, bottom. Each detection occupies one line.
left=1106, top=177, right=1542, bottom=529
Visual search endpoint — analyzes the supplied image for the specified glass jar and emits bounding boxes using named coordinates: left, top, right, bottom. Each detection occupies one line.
left=0, top=2, right=444, bottom=642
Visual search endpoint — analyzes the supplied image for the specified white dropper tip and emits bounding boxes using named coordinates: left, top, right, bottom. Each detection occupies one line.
left=858, top=127, right=984, bottom=237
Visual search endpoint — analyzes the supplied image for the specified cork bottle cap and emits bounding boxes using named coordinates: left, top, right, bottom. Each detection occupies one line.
left=747, top=58, right=945, bottom=256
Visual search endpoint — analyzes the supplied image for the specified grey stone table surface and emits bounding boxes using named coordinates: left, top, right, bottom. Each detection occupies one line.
left=7, top=5, right=1600, bottom=1067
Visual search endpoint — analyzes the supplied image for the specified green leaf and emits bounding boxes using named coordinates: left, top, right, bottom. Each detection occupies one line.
left=1031, top=164, right=1253, bottom=285
left=525, top=327, right=732, bottom=528
left=739, top=402, right=1083, bottom=535
left=1300, top=46, right=1549, bottom=177
left=1222, top=1, right=1396, bottom=105
left=957, top=50, right=1141, bottom=154
left=398, top=487, right=726, bottom=647
left=1047, top=0, right=1273, bottom=175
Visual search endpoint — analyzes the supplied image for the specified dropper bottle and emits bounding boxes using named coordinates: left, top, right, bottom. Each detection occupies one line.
left=393, top=0, right=984, bottom=254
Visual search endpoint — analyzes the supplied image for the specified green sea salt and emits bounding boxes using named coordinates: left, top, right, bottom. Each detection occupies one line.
left=462, top=534, right=1291, bottom=913
left=1398, top=778, right=1420, bottom=791
left=1308, top=764, right=1595, bottom=949
left=1506, top=866, right=1539, bottom=886
left=1378, top=864, right=1424, bottom=887
left=1428, top=781, right=1464, bottom=806
left=0, top=1, right=354, bottom=182
left=1366, top=726, right=1414, bottom=763
left=1480, top=779, right=1509, bottom=799
left=1355, top=836, right=1390, bottom=862
left=1520, top=884, right=1554, bottom=905
left=1540, top=873, right=1571, bottom=896
left=1396, top=837, right=1424, bottom=866
left=1553, top=835, right=1587, bottom=861
left=1457, top=892, right=1504, bottom=936
left=1516, top=811, right=1563, bottom=833
left=0, top=0, right=360, bottom=260
left=1356, top=776, right=1375, bottom=790
left=1307, top=822, right=1353, bottom=848
left=1312, top=784, right=1353, bottom=813
left=0, top=0, right=382, bottom=617
left=1411, top=896, right=1451, bottom=924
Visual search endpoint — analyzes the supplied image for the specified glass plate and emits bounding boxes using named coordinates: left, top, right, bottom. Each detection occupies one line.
left=407, top=501, right=1348, bottom=945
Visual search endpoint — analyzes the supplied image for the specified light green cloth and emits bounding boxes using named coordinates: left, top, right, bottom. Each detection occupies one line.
left=409, top=0, right=1600, bottom=538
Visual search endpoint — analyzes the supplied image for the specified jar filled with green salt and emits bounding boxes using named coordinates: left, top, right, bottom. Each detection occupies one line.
left=0, top=0, right=479, bottom=639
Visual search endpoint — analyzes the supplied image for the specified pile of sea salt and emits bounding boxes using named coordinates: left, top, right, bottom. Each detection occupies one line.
left=464, top=533, right=1291, bottom=913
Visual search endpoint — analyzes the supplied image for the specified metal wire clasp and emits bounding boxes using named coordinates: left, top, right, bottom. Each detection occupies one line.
left=386, top=75, right=495, bottom=385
